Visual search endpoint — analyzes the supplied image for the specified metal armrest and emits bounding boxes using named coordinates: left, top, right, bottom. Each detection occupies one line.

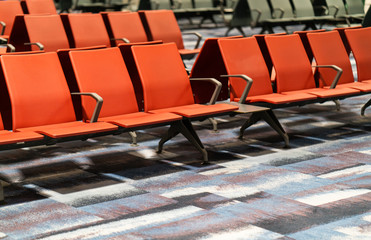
left=328, top=5, right=339, bottom=17
left=0, top=37, right=7, bottom=44
left=24, top=42, right=44, bottom=51
left=71, top=92, right=103, bottom=123
left=251, top=9, right=262, bottom=26
left=183, top=32, right=202, bottom=49
left=221, top=74, right=253, bottom=104
left=190, top=78, right=222, bottom=105
left=314, top=65, right=343, bottom=89
left=0, top=21, right=5, bottom=36
left=273, top=8, right=285, bottom=18
left=111, top=37, right=130, bottom=43
left=1, top=44, right=15, bottom=52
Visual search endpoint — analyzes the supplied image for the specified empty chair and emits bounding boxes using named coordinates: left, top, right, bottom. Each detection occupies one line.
left=0, top=0, right=23, bottom=41
left=292, top=0, right=334, bottom=28
left=221, top=0, right=251, bottom=36
left=265, top=34, right=360, bottom=100
left=21, top=0, right=58, bottom=14
left=101, top=12, right=148, bottom=46
left=9, top=15, right=70, bottom=52
left=67, top=47, right=196, bottom=152
left=61, top=13, right=111, bottom=48
left=307, top=30, right=371, bottom=92
left=139, top=10, right=202, bottom=59
left=0, top=52, right=118, bottom=142
left=131, top=42, right=238, bottom=162
left=345, top=0, right=365, bottom=19
left=345, top=27, right=371, bottom=114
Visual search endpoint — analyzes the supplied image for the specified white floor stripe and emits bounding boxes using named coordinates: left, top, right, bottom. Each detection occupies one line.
left=318, top=165, right=371, bottom=179
left=199, top=224, right=283, bottom=240
left=295, top=189, right=371, bottom=206
left=39, top=206, right=202, bottom=240
left=161, top=185, right=260, bottom=199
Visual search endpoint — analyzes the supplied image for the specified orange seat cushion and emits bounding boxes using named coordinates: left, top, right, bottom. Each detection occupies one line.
left=0, top=130, right=44, bottom=145
left=100, top=112, right=182, bottom=128
left=240, top=92, right=318, bottom=104
left=149, top=103, right=238, bottom=118
left=282, top=87, right=360, bottom=98
left=17, top=121, right=117, bottom=138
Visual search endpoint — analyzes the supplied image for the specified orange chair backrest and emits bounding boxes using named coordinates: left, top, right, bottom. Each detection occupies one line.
left=64, top=14, right=111, bottom=48
left=103, top=12, right=148, bottom=45
left=345, top=27, right=371, bottom=82
left=0, top=52, right=76, bottom=130
left=132, top=43, right=194, bottom=111
left=22, top=0, right=57, bottom=14
left=139, top=10, right=185, bottom=50
left=265, top=34, right=316, bottom=93
left=0, top=1, right=23, bottom=36
left=24, top=14, right=70, bottom=52
left=69, top=47, right=139, bottom=120
left=307, top=30, right=354, bottom=86
left=218, top=37, right=274, bottom=101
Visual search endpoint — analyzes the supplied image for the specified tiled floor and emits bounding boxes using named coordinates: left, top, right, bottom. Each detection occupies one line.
left=0, top=21, right=371, bottom=240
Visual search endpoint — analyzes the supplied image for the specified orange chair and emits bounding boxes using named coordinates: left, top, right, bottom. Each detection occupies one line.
left=67, top=46, right=217, bottom=163
left=307, top=30, right=371, bottom=92
left=61, top=13, right=111, bottom=48
left=9, top=14, right=69, bottom=52
left=0, top=0, right=23, bottom=42
left=218, top=37, right=319, bottom=145
left=345, top=27, right=371, bottom=115
left=138, top=10, right=202, bottom=60
left=265, top=34, right=360, bottom=104
left=101, top=12, right=149, bottom=46
left=0, top=52, right=117, bottom=143
left=131, top=43, right=239, bottom=162
left=21, top=0, right=58, bottom=14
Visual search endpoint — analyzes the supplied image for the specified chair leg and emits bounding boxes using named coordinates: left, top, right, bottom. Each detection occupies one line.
left=157, top=120, right=208, bottom=163
left=157, top=123, right=180, bottom=154
left=180, top=119, right=208, bottom=163
left=334, top=100, right=341, bottom=111
left=236, top=26, right=246, bottom=37
left=208, top=117, right=218, bottom=132
left=261, top=110, right=289, bottom=147
left=129, top=131, right=138, bottom=146
left=240, top=110, right=289, bottom=147
left=239, top=112, right=261, bottom=139
left=361, top=98, right=371, bottom=116
left=225, top=27, right=233, bottom=36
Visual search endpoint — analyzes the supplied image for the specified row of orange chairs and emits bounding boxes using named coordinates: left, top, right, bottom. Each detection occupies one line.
left=189, top=27, right=371, bottom=135
left=0, top=0, right=201, bottom=59
left=0, top=0, right=57, bottom=37
left=0, top=42, right=239, bottom=164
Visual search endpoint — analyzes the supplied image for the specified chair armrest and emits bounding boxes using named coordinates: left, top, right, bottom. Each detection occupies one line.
left=251, top=9, right=262, bottom=26
left=190, top=78, right=222, bottom=104
left=1, top=44, right=15, bottom=52
left=328, top=5, right=339, bottom=17
left=183, top=32, right=202, bottom=49
left=0, top=37, right=7, bottom=44
left=314, top=65, right=343, bottom=89
left=273, top=8, right=285, bottom=18
left=71, top=92, right=103, bottom=123
left=111, top=37, right=130, bottom=43
left=0, top=21, right=5, bottom=36
left=24, top=42, right=44, bottom=51
left=221, top=74, right=253, bottom=104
